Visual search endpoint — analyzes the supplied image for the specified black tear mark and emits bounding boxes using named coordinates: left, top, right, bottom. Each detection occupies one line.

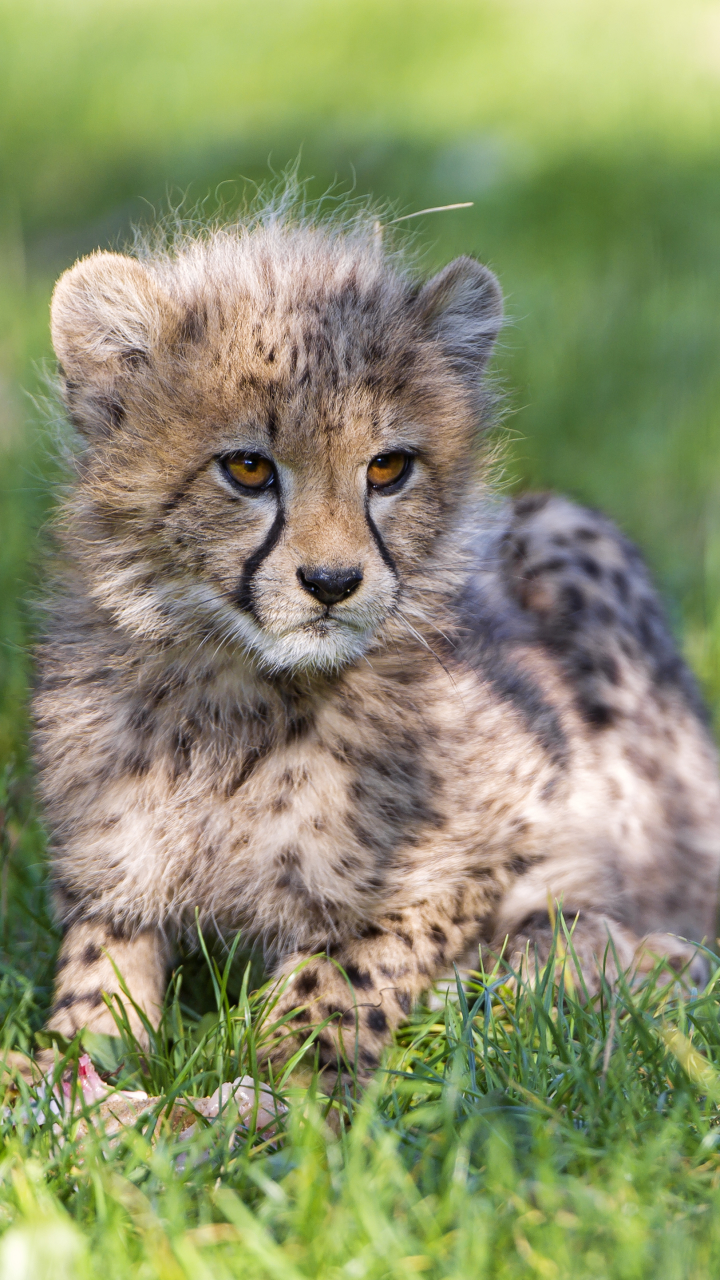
left=235, top=505, right=285, bottom=616
left=364, top=496, right=397, bottom=575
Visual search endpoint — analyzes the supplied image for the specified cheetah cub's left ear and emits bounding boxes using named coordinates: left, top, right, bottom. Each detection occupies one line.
left=50, top=252, right=182, bottom=438
left=416, top=256, right=503, bottom=382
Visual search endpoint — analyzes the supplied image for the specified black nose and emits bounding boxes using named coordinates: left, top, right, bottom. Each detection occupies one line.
left=297, top=566, right=363, bottom=606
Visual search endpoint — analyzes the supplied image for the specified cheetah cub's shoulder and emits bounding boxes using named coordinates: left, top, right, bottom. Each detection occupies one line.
left=35, top=212, right=720, bottom=1081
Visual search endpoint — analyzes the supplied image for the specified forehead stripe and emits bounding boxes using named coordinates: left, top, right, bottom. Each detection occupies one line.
left=235, top=505, right=285, bottom=618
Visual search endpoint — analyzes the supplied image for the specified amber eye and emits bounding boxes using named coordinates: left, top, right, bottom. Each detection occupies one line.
left=223, top=453, right=275, bottom=490
left=367, top=452, right=412, bottom=490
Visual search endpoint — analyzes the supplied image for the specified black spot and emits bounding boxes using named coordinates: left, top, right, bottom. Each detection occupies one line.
left=121, top=347, right=149, bottom=369
left=612, top=569, right=630, bottom=603
left=359, top=923, right=383, bottom=940
left=224, top=741, right=272, bottom=796
left=578, top=555, right=601, bottom=579
left=317, top=1033, right=336, bottom=1057
left=594, top=602, right=615, bottom=626
left=517, top=910, right=553, bottom=933
left=81, top=943, right=101, bottom=966
left=97, top=395, right=125, bottom=429
left=172, top=725, right=195, bottom=775
left=160, top=465, right=204, bottom=515
left=395, top=990, right=411, bottom=1015
left=482, top=656, right=568, bottom=765
left=179, top=304, right=206, bottom=344
left=524, top=557, right=568, bottom=580
left=295, top=970, right=318, bottom=997
left=286, top=713, right=314, bottom=742
left=53, top=879, right=81, bottom=909
left=561, top=583, right=585, bottom=616
left=359, top=1049, right=379, bottom=1070
left=508, top=855, right=532, bottom=876
left=275, top=846, right=302, bottom=889
left=578, top=699, right=614, bottom=728
left=53, top=993, right=77, bottom=1011
left=123, top=751, right=151, bottom=777
left=323, top=1004, right=344, bottom=1020
left=344, top=964, right=374, bottom=991
left=366, top=1007, right=387, bottom=1034
left=514, top=493, right=551, bottom=518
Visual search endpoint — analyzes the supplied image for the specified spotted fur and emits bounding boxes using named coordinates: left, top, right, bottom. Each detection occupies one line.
left=34, top=211, right=720, bottom=1078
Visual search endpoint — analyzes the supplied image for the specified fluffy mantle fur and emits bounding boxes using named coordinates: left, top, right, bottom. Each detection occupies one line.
left=34, top=209, right=720, bottom=1080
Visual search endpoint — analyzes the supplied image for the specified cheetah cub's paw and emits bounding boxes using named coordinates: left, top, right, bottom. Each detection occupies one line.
left=262, top=954, right=398, bottom=1090
left=506, top=911, right=709, bottom=997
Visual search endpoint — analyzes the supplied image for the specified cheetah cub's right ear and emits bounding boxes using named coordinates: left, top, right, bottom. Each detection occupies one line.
left=50, top=252, right=182, bottom=438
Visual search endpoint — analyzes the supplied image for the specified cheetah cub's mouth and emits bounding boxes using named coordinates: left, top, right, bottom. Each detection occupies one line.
left=49, top=221, right=502, bottom=678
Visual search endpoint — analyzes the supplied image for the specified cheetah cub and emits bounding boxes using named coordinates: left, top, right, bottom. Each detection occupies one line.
left=36, top=212, right=720, bottom=1082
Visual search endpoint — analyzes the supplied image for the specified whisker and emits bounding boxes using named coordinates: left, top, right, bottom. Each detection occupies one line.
left=394, top=608, right=459, bottom=692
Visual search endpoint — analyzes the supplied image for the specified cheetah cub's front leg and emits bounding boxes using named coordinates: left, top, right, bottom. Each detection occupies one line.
left=47, top=921, right=170, bottom=1048
left=266, top=901, right=479, bottom=1086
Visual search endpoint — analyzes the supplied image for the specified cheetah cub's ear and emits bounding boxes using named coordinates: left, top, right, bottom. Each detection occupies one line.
left=416, top=256, right=503, bottom=382
left=50, top=252, right=181, bottom=437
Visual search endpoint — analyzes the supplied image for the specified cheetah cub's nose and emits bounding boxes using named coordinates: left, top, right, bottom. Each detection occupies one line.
left=297, top=566, right=363, bottom=606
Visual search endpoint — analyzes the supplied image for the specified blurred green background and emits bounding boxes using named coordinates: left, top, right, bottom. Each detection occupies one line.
left=1, top=0, right=720, bottom=955
left=3, top=9, right=720, bottom=1262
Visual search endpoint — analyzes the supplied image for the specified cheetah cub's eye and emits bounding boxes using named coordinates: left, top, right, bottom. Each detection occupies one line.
left=223, top=453, right=275, bottom=491
left=367, top=452, right=412, bottom=491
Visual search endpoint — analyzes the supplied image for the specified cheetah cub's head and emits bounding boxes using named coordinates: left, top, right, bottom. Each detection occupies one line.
left=51, top=219, right=502, bottom=675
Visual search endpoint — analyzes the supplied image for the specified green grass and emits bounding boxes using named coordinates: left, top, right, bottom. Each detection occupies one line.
left=3, top=0, right=720, bottom=1273
left=5, top=936, right=720, bottom=1278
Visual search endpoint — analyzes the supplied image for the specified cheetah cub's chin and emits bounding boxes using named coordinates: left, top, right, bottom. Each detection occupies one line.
left=35, top=210, right=720, bottom=1087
